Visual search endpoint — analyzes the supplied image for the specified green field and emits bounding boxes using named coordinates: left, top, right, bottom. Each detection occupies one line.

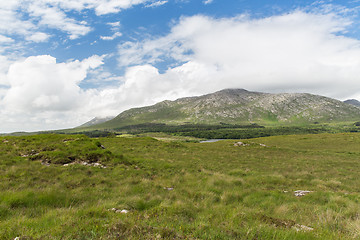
left=1, top=133, right=360, bottom=239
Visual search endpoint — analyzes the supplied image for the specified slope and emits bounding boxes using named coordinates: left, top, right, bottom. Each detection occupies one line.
left=83, top=89, right=360, bottom=130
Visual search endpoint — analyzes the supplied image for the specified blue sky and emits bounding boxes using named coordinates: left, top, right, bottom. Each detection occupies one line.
left=1, top=0, right=360, bottom=132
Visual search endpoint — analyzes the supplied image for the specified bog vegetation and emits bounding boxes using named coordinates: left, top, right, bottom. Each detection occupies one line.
left=68, top=122, right=360, bottom=139
left=2, top=132, right=360, bottom=239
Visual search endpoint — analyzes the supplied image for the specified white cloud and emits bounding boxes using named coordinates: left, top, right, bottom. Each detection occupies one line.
left=0, top=55, right=14, bottom=85
left=0, top=0, right=151, bottom=43
left=117, top=35, right=192, bottom=67
left=0, top=1, right=37, bottom=39
left=203, top=0, right=213, bottom=5
left=146, top=1, right=168, bottom=8
left=101, top=21, right=122, bottom=40
left=27, top=3, right=91, bottom=40
left=37, top=0, right=152, bottom=15
left=117, top=12, right=360, bottom=100
left=2, top=55, right=104, bottom=112
left=26, top=32, right=51, bottom=42
left=0, top=35, right=14, bottom=43
left=0, top=54, right=106, bottom=132
left=100, top=32, right=122, bottom=41
left=52, top=0, right=152, bottom=15
left=93, top=0, right=149, bottom=15
left=107, top=22, right=121, bottom=27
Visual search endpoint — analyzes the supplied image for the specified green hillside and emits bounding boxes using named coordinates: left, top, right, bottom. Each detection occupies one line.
left=80, top=89, right=360, bottom=131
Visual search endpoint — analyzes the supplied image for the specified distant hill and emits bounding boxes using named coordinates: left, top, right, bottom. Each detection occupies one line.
left=85, top=89, right=360, bottom=130
left=344, top=99, right=360, bottom=107
left=78, top=116, right=115, bottom=128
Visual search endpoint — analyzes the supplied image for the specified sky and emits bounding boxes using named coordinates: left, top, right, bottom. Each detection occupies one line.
left=1, top=0, right=360, bottom=133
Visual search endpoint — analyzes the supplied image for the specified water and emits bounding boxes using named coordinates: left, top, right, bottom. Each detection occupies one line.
left=199, top=139, right=225, bottom=143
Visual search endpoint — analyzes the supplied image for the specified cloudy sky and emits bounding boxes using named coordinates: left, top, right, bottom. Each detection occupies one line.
left=1, top=0, right=360, bottom=132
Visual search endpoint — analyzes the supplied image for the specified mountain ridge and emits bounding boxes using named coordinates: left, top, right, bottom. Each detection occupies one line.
left=82, top=89, right=360, bottom=130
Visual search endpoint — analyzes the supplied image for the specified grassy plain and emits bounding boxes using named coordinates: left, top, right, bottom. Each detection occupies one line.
left=1, top=133, right=360, bottom=239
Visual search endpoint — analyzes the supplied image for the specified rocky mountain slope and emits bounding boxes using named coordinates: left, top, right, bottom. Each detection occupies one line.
left=344, top=99, right=360, bottom=108
left=79, top=116, right=115, bottom=128
left=88, top=89, right=360, bottom=129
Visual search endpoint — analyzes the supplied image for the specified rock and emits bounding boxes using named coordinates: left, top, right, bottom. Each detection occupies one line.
left=92, top=162, right=106, bottom=168
left=163, top=187, right=174, bottom=191
left=259, top=143, right=267, bottom=147
left=294, top=190, right=312, bottom=197
left=234, top=142, right=249, bottom=147
left=41, top=161, right=50, bottom=166
left=22, top=151, right=39, bottom=157
left=109, top=208, right=129, bottom=214
left=293, top=224, right=314, bottom=232
left=100, top=145, right=106, bottom=149
left=14, top=237, right=20, bottom=240
left=63, top=162, right=75, bottom=166
left=63, top=161, right=106, bottom=168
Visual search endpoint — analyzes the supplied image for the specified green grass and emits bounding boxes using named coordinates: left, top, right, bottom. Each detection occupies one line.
left=2, top=133, right=360, bottom=239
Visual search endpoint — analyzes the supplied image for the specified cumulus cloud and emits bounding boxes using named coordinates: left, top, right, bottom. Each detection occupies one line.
left=2, top=55, right=104, bottom=112
left=117, top=12, right=360, bottom=100
left=0, top=55, right=14, bottom=85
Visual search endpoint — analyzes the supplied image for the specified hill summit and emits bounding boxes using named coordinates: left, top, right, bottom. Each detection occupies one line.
left=88, top=89, right=360, bottom=129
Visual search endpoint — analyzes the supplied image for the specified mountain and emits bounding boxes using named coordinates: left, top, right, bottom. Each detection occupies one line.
left=344, top=99, right=360, bottom=107
left=79, top=116, right=115, bottom=127
left=89, top=89, right=360, bottom=129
